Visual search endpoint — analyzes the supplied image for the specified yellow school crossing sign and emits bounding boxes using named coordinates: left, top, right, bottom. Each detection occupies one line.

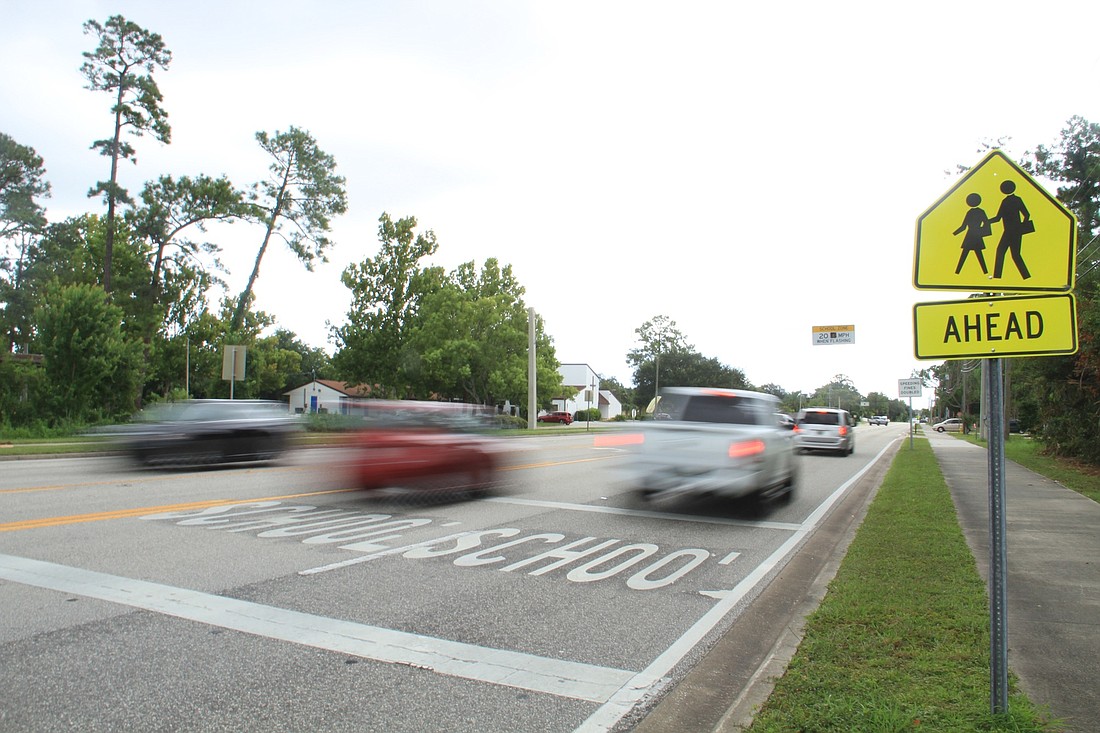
left=914, top=150, right=1077, bottom=292
left=913, top=150, right=1079, bottom=360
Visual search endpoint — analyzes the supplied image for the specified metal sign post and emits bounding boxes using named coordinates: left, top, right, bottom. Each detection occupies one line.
left=987, top=358, right=1009, bottom=712
left=913, top=150, right=1078, bottom=716
left=908, top=397, right=913, bottom=449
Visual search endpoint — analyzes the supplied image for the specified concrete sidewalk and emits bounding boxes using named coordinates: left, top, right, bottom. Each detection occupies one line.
left=926, top=430, right=1100, bottom=732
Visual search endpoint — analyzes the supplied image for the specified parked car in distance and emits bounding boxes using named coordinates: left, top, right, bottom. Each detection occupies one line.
left=794, top=407, right=855, bottom=455
left=775, top=413, right=796, bottom=430
left=538, top=411, right=574, bottom=425
left=114, top=399, right=300, bottom=467
left=932, top=418, right=964, bottom=432
left=869, top=415, right=888, bottom=426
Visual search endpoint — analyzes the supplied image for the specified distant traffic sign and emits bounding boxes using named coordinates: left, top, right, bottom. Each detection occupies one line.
left=812, top=325, right=854, bottom=345
left=914, top=150, right=1077, bottom=293
left=898, top=378, right=922, bottom=398
left=913, top=293, right=1077, bottom=359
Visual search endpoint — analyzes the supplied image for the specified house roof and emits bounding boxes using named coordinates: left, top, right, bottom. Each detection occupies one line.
left=284, top=379, right=374, bottom=397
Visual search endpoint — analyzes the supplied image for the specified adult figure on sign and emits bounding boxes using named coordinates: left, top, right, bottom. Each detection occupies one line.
left=990, top=180, right=1033, bottom=280
left=953, top=192, right=991, bottom=275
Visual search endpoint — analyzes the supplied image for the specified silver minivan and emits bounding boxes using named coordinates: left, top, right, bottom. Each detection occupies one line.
left=794, top=407, right=855, bottom=455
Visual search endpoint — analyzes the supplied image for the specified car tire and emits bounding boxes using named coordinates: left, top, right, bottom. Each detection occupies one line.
left=936, top=427, right=945, bottom=432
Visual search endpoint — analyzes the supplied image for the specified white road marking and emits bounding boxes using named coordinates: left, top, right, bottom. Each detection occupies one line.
left=0, top=553, right=643, bottom=703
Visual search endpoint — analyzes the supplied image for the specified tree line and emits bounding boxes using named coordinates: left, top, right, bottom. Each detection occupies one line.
left=0, top=14, right=568, bottom=433
left=4, top=15, right=1099, bottom=467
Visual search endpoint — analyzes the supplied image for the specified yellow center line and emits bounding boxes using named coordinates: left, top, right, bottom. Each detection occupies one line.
left=0, top=463, right=319, bottom=496
left=0, top=450, right=618, bottom=533
left=0, top=488, right=360, bottom=533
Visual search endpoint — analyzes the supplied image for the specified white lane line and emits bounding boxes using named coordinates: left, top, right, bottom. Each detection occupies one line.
left=0, top=553, right=640, bottom=703
left=574, top=439, right=900, bottom=731
left=486, top=496, right=803, bottom=532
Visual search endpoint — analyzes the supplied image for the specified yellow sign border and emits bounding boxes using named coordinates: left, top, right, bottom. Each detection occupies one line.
left=913, top=293, right=1077, bottom=360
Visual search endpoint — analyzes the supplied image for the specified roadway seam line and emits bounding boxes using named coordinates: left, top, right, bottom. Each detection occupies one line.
left=0, top=552, right=642, bottom=704
left=485, top=496, right=803, bottom=531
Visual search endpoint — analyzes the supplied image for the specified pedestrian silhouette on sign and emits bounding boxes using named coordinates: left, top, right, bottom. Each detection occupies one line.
left=990, top=180, right=1033, bottom=280
left=953, top=192, right=991, bottom=275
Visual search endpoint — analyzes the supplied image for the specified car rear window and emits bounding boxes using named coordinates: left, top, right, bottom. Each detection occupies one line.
left=669, top=396, right=766, bottom=425
left=800, top=411, right=841, bottom=426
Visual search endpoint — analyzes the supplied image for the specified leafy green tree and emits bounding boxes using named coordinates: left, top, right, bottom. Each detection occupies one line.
left=124, top=174, right=245, bottom=407
left=1030, top=116, right=1100, bottom=280
left=267, top=328, right=332, bottom=387
left=599, top=375, right=635, bottom=417
left=0, top=132, right=50, bottom=240
left=1007, top=117, right=1100, bottom=458
left=808, top=374, right=862, bottom=413
left=128, top=174, right=243, bottom=297
left=332, top=213, right=444, bottom=395
left=633, top=350, right=751, bottom=403
left=232, top=126, right=348, bottom=333
left=1, top=133, right=51, bottom=352
left=81, top=15, right=172, bottom=294
left=0, top=355, right=48, bottom=430
left=759, top=383, right=787, bottom=400
left=627, top=315, right=692, bottom=407
left=34, top=283, right=141, bottom=423
left=409, top=258, right=563, bottom=408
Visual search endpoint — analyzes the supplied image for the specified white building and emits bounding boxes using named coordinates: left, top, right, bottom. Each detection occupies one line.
left=551, top=364, right=622, bottom=420
left=283, top=379, right=373, bottom=414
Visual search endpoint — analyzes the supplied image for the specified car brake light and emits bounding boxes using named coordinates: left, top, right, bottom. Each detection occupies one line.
left=729, top=439, right=765, bottom=459
left=838, top=426, right=848, bottom=436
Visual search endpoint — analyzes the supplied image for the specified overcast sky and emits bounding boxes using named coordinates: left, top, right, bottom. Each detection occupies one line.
left=4, top=1, right=1099, bottom=408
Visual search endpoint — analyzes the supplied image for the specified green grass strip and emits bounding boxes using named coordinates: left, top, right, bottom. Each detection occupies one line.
left=746, top=437, right=1059, bottom=732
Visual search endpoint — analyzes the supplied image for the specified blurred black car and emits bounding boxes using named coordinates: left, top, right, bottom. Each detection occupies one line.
left=115, top=400, right=300, bottom=467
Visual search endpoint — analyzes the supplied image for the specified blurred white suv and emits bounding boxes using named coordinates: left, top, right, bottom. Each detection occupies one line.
left=794, top=407, right=855, bottom=455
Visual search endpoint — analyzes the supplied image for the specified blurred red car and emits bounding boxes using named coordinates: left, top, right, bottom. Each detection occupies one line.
left=342, top=400, right=505, bottom=496
left=349, top=427, right=501, bottom=494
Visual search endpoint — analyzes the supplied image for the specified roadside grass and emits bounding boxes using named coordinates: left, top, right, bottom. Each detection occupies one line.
left=746, top=437, right=1059, bottom=733
left=957, top=433, right=1100, bottom=504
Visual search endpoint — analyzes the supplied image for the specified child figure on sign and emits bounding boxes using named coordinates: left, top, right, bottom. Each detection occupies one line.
left=953, top=192, right=991, bottom=275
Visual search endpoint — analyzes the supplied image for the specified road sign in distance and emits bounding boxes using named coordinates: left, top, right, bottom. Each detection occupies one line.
left=221, top=345, right=247, bottom=381
left=913, top=293, right=1077, bottom=360
left=914, top=150, right=1077, bottom=293
left=812, top=324, right=854, bottom=345
left=898, top=378, right=923, bottom=398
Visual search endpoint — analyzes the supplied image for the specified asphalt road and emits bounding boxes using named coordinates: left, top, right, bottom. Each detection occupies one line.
left=0, top=424, right=907, bottom=732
